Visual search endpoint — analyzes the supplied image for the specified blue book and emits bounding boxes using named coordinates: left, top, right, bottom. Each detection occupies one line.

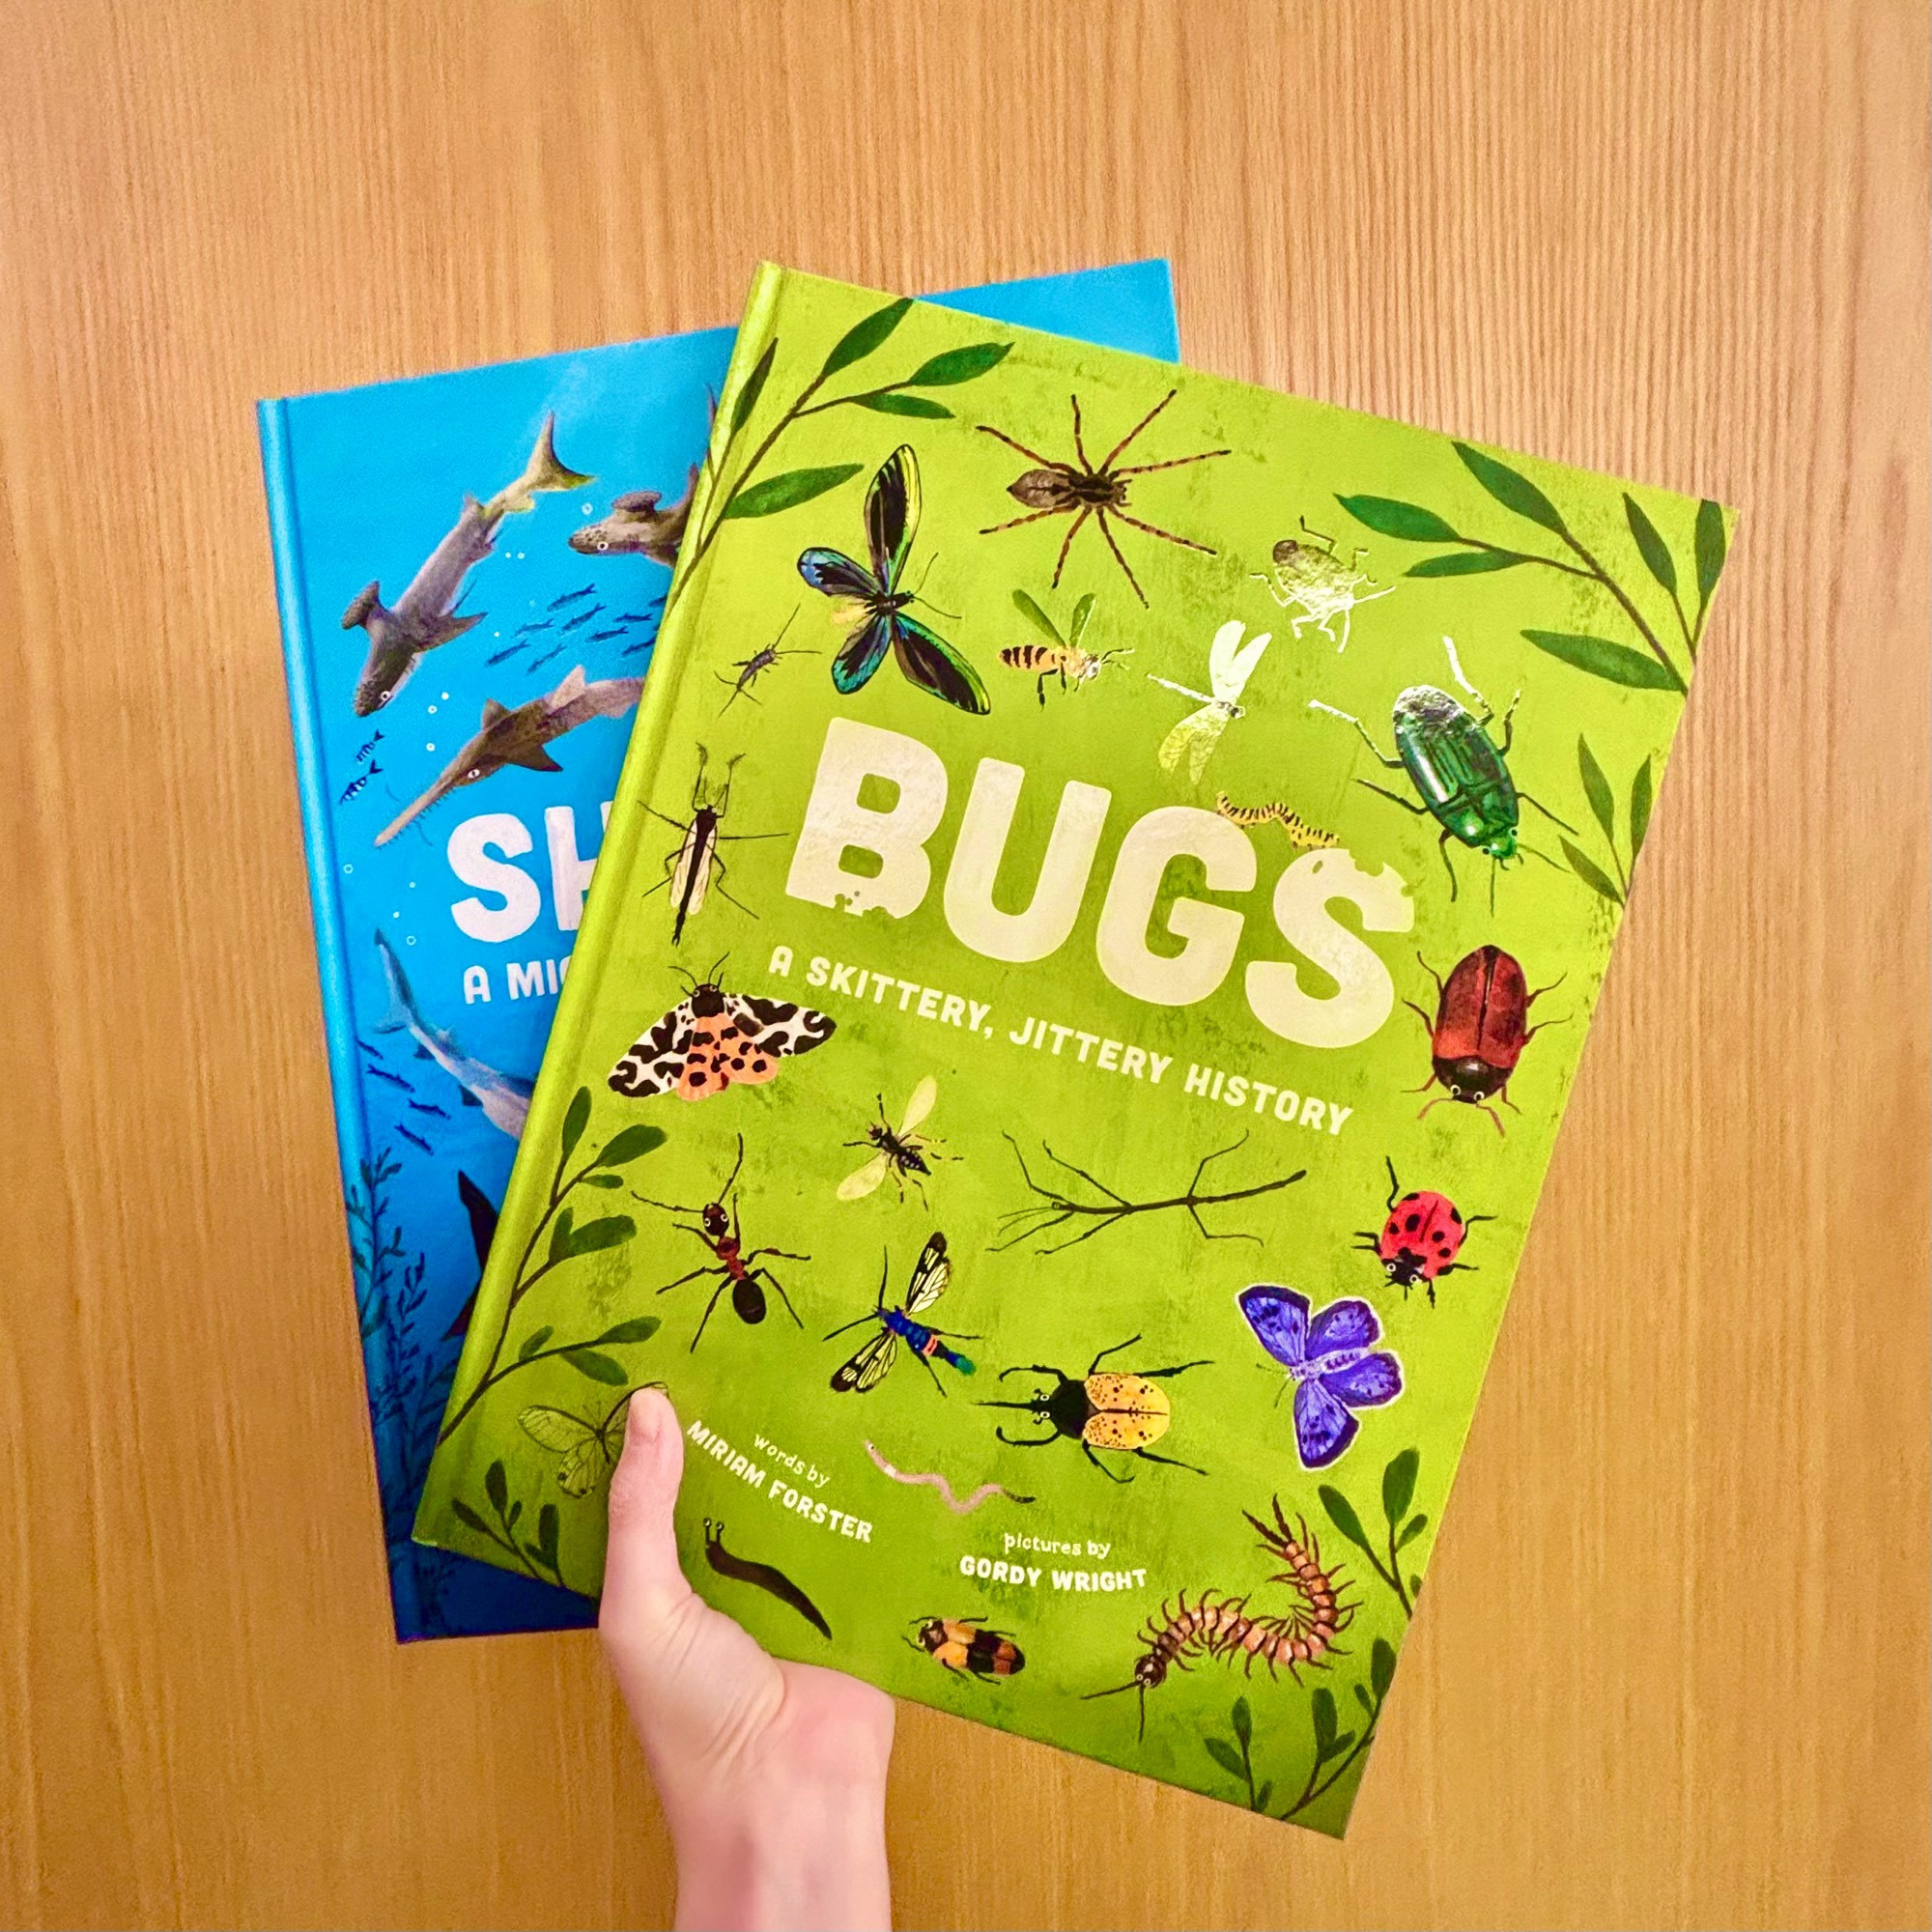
left=258, top=263, right=1181, bottom=1639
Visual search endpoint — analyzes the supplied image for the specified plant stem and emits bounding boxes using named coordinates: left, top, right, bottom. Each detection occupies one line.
left=438, top=1144, right=611, bottom=1444
left=1380, top=1523, right=1415, bottom=1619
left=1551, top=527, right=1688, bottom=691
left=468, top=1502, right=542, bottom=1583
left=1443, top=536, right=1597, bottom=581
left=1285, top=1701, right=1383, bottom=1820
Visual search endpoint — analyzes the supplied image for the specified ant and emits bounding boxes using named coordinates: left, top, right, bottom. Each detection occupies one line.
left=977, top=389, right=1230, bottom=607
left=632, top=1135, right=808, bottom=1351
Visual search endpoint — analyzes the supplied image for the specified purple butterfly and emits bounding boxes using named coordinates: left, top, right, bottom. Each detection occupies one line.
left=1237, top=1285, right=1403, bottom=1470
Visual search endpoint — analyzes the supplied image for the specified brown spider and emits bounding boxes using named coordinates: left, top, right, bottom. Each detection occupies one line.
left=977, top=390, right=1230, bottom=606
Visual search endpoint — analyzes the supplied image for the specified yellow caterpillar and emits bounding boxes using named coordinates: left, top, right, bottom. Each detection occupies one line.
left=1213, top=792, right=1339, bottom=848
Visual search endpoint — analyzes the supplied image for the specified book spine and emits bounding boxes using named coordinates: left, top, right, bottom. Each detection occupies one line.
left=413, top=263, right=789, bottom=1543
left=257, top=398, right=423, bottom=1637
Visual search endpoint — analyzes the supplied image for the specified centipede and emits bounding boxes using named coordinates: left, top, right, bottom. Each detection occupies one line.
left=1213, top=792, right=1339, bottom=848
left=1085, top=1496, right=1355, bottom=1737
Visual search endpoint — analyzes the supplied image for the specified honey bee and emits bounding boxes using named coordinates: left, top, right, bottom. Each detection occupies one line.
left=911, top=1616, right=1026, bottom=1679
left=999, top=589, right=1131, bottom=705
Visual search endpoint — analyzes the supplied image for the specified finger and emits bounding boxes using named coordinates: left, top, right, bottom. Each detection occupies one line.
left=600, top=1386, right=689, bottom=1632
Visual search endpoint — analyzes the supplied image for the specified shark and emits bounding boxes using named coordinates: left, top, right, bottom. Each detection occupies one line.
left=374, top=665, right=643, bottom=846
left=568, top=466, right=697, bottom=567
left=343, top=414, right=592, bottom=716
left=371, top=930, right=534, bottom=1136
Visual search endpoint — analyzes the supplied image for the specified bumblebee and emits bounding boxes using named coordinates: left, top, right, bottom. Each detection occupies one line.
left=912, top=1616, right=1026, bottom=1678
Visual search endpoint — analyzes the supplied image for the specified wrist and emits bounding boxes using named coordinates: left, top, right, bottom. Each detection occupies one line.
left=668, top=1774, right=891, bottom=1932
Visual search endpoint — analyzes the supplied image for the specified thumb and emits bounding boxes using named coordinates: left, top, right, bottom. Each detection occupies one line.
left=599, top=1386, right=690, bottom=1634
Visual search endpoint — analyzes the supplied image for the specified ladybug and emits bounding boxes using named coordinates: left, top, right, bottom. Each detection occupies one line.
left=1405, top=945, right=1562, bottom=1133
left=978, top=1337, right=1211, bottom=1481
left=1355, top=1157, right=1488, bottom=1305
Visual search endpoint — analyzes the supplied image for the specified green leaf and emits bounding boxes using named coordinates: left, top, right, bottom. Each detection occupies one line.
left=563, top=1214, right=636, bottom=1257
left=560, top=1088, right=590, bottom=1163
left=1330, top=1730, right=1357, bottom=1756
left=1623, top=493, right=1677, bottom=595
left=1452, top=440, right=1570, bottom=536
left=819, top=298, right=912, bottom=378
left=1231, top=1696, right=1252, bottom=1747
left=1068, top=592, right=1095, bottom=648
left=904, top=340, right=1011, bottom=386
left=506, top=1498, right=522, bottom=1530
left=853, top=392, right=952, bottom=418
left=1396, top=1512, right=1431, bottom=1550
left=1630, top=756, right=1655, bottom=860
left=1311, top=1687, right=1338, bottom=1752
left=538, top=1503, right=560, bottom=1574
left=1577, top=735, right=1616, bottom=844
left=1694, top=498, right=1728, bottom=605
left=1560, top=838, right=1625, bottom=905
left=730, top=340, right=777, bottom=435
left=1409, top=1576, right=1423, bottom=1600
left=1405, top=549, right=1527, bottom=577
left=1204, top=1737, right=1246, bottom=1779
left=1354, top=1685, right=1375, bottom=1715
left=517, top=1324, right=555, bottom=1361
left=1335, top=494, right=1463, bottom=543
left=594, top=1123, right=668, bottom=1168
left=591, top=1315, right=661, bottom=1346
left=1522, top=629, right=1684, bottom=691
left=1319, top=1484, right=1372, bottom=1551
left=1253, top=1780, right=1272, bottom=1813
left=1012, top=588, right=1062, bottom=643
left=581, top=1173, right=623, bottom=1188
left=721, top=465, right=864, bottom=522
left=1371, top=1637, right=1396, bottom=1699
left=548, top=1207, right=576, bottom=1266
left=563, top=1348, right=629, bottom=1384
left=484, top=1461, right=508, bottom=1514
left=1381, top=1447, right=1419, bottom=1528
left=449, top=1499, right=493, bottom=1537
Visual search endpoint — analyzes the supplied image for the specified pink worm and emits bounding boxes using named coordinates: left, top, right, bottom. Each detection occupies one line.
left=865, top=1442, right=1034, bottom=1515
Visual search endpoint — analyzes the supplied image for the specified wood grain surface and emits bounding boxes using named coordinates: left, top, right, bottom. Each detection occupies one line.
left=1, top=2, right=1925, bottom=1925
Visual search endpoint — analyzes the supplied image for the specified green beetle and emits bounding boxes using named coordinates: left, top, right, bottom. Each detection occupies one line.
left=1312, top=643, right=1573, bottom=902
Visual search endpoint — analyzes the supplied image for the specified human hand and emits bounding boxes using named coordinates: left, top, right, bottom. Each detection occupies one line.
left=600, top=1387, right=895, bottom=1932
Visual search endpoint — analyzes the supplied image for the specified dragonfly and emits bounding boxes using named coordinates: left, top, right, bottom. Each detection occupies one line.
left=826, top=1233, right=978, bottom=1395
left=1147, top=619, right=1272, bottom=782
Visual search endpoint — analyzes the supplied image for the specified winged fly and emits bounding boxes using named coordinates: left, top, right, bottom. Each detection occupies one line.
left=838, top=1077, right=946, bottom=1203
left=645, top=746, right=783, bottom=944
left=1251, top=518, right=1392, bottom=652
left=1147, top=619, right=1273, bottom=783
left=634, top=1135, right=809, bottom=1351
left=826, top=1233, right=979, bottom=1396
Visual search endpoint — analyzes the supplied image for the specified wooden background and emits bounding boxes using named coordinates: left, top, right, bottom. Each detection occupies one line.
left=2, top=2, right=1925, bottom=1925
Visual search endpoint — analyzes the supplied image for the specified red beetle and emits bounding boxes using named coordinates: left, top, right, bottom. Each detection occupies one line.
left=1405, top=945, right=1562, bottom=1133
left=1355, top=1158, right=1487, bottom=1305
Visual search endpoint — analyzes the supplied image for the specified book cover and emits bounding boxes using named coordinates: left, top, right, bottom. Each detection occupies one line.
left=413, top=264, right=1732, bottom=1831
left=258, top=262, right=1182, bottom=1640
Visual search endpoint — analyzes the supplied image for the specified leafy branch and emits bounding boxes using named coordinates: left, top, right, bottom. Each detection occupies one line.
left=668, top=297, right=1011, bottom=611
left=1338, top=442, right=1730, bottom=695
left=1203, top=1696, right=1272, bottom=1812
left=1283, top=1637, right=1395, bottom=1820
left=438, top=1090, right=666, bottom=1443
left=993, top=1133, right=1304, bottom=1254
left=1560, top=734, right=1654, bottom=907
left=1319, top=1446, right=1428, bottom=1619
left=450, top=1459, right=565, bottom=1588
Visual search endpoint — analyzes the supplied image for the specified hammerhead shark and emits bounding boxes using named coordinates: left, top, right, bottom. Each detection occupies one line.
left=343, top=415, right=592, bottom=715
left=375, top=665, right=643, bottom=846
left=372, top=931, right=534, bottom=1137
left=568, top=466, right=697, bottom=567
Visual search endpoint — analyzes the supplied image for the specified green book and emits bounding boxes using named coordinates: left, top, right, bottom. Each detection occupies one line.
left=415, top=263, right=1732, bottom=1834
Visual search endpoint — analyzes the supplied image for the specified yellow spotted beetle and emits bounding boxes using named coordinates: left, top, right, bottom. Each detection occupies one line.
left=979, top=1336, right=1211, bottom=1480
